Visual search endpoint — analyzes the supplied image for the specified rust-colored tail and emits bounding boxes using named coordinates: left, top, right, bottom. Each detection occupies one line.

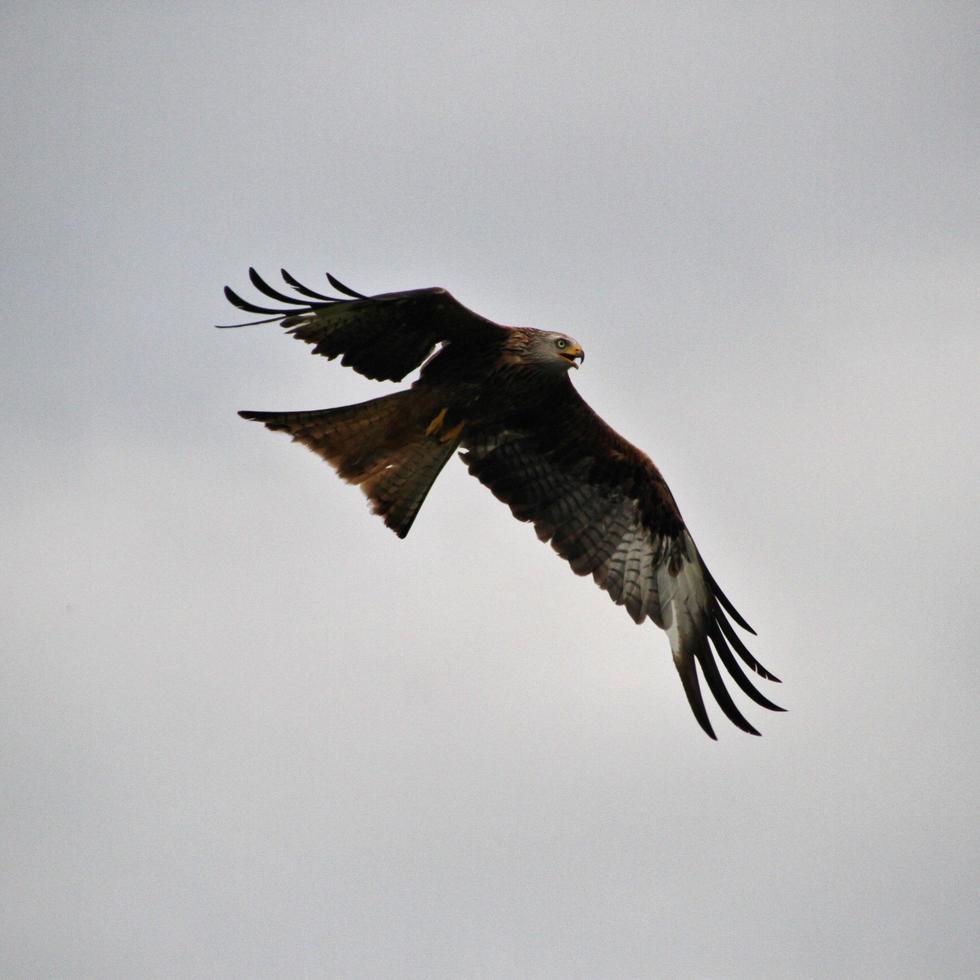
left=240, top=390, right=462, bottom=537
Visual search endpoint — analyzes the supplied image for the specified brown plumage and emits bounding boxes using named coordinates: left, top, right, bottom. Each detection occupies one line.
left=219, top=267, right=784, bottom=739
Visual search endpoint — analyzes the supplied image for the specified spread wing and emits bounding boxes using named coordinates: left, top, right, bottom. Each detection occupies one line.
left=461, top=384, right=783, bottom=739
left=218, top=268, right=507, bottom=381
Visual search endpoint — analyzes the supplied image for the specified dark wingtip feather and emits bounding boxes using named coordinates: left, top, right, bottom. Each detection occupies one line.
left=702, top=562, right=756, bottom=634
left=695, top=646, right=762, bottom=736
left=248, top=267, right=312, bottom=306
left=223, top=285, right=289, bottom=317
left=708, top=622, right=785, bottom=713
left=223, top=285, right=248, bottom=308
left=674, top=656, right=718, bottom=740
left=280, top=268, right=339, bottom=301
left=326, top=272, right=368, bottom=299
left=215, top=316, right=285, bottom=328
left=715, top=609, right=781, bottom=682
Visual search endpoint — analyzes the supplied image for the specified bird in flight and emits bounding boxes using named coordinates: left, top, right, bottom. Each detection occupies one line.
left=219, top=268, right=784, bottom=738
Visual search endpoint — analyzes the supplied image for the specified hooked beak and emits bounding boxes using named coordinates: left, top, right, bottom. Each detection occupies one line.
left=561, top=344, right=585, bottom=369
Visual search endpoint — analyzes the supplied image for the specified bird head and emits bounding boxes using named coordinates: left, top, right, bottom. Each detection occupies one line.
left=523, top=330, right=585, bottom=373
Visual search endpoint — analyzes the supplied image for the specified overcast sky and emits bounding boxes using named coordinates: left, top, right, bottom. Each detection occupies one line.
left=2, top=3, right=977, bottom=977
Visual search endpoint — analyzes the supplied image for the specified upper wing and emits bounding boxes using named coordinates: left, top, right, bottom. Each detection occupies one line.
left=218, top=268, right=507, bottom=382
left=461, top=383, right=783, bottom=739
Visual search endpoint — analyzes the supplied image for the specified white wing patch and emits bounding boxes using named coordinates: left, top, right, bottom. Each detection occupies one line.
left=658, top=530, right=711, bottom=667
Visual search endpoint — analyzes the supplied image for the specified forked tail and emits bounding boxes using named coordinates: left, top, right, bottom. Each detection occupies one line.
left=240, top=390, right=463, bottom=537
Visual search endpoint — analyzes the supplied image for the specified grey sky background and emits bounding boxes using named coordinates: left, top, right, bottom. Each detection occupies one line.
left=2, top=2, right=977, bottom=977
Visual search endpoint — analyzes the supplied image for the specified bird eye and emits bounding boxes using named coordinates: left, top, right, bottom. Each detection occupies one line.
left=556, top=338, right=567, bottom=349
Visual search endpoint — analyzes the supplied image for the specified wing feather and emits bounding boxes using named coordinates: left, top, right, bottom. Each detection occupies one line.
left=462, top=383, right=782, bottom=737
left=693, top=636, right=760, bottom=736
left=248, top=267, right=315, bottom=306
left=707, top=621, right=786, bottom=712
left=281, top=268, right=338, bottom=301
left=218, top=270, right=507, bottom=382
left=326, top=273, right=368, bottom=299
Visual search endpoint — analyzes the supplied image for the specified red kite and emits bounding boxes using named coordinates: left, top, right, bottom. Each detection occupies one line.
left=220, top=268, right=783, bottom=738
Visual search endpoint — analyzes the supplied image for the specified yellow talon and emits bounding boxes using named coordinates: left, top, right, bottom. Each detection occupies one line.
left=425, top=407, right=448, bottom=436
left=440, top=421, right=465, bottom=443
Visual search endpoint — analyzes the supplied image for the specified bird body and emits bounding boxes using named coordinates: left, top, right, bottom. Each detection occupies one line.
left=220, top=268, right=784, bottom=738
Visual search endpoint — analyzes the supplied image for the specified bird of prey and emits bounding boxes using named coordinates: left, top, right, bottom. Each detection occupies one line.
left=219, top=268, right=784, bottom=738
